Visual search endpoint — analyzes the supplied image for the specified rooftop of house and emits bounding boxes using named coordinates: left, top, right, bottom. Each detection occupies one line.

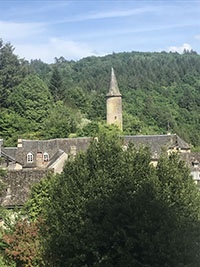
left=123, top=134, right=190, bottom=157
left=1, top=147, right=17, bottom=161
left=1, top=134, right=191, bottom=161
left=0, top=134, right=197, bottom=208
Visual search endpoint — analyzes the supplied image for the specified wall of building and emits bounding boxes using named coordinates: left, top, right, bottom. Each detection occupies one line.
left=15, top=137, right=92, bottom=168
left=49, top=153, right=68, bottom=174
left=0, top=169, right=53, bottom=207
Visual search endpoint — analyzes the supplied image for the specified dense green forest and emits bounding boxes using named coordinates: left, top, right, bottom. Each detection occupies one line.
left=0, top=39, right=200, bottom=149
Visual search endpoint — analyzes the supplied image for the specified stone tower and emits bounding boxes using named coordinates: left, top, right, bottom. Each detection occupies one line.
left=106, top=68, right=123, bottom=131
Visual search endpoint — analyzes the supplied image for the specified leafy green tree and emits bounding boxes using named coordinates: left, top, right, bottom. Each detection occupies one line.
left=123, top=111, right=143, bottom=135
left=0, top=109, right=30, bottom=146
left=76, top=122, right=121, bottom=138
left=24, top=174, right=55, bottom=220
left=27, top=134, right=200, bottom=266
left=7, top=75, right=52, bottom=130
left=76, top=121, right=99, bottom=137
left=2, top=218, right=44, bottom=267
left=40, top=101, right=81, bottom=139
left=30, top=59, right=51, bottom=82
left=87, top=92, right=106, bottom=120
left=67, top=86, right=89, bottom=112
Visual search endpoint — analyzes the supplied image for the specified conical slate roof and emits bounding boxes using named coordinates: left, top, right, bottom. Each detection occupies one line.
left=106, top=68, right=121, bottom=97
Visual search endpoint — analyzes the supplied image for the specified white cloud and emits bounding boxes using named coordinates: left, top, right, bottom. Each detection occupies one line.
left=168, top=43, right=192, bottom=53
left=194, top=35, right=200, bottom=40
left=53, top=6, right=159, bottom=24
left=82, top=7, right=157, bottom=20
left=15, top=38, right=104, bottom=63
left=0, top=20, right=45, bottom=41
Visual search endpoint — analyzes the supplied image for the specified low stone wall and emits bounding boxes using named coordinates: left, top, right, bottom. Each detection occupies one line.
left=0, top=169, right=53, bottom=207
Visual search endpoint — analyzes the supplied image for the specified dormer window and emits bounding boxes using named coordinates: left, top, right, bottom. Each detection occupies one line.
left=43, top=152, right=49, bottom=162
left=192, top=160, right=199, bottom=168
left=27, top=152, right=33, bottom=163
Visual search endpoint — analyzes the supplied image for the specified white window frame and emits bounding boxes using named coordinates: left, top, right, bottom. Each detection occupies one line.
left=43, top=152, right=49, bottom=162
left=27, top=152, right=33, bottom=163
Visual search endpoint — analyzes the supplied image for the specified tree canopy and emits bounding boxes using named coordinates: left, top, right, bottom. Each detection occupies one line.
left=25, top=134, right=200, bottom=266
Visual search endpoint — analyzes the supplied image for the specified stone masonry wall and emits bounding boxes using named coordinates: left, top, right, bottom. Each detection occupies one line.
left=0, top=169, right=53, bottom=207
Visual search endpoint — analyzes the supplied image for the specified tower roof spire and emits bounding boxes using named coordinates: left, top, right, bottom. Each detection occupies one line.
left=107, top=68, right=121, bottom=97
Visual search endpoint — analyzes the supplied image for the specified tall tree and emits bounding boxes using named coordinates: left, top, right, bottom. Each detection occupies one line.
left=7, top=75, right=52, bottom=130
left=0, top=109, right=30, bottom=146
left=0, top=40, right=29, bottom=108
left=49, top=66, right=63, bottom=101
left=40, top=101, right=81, bottom=139
left=27, top=134, right=200, bottom=266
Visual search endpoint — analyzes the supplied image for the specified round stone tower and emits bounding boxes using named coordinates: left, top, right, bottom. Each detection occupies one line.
left=106, top=68, right=123, bottom=131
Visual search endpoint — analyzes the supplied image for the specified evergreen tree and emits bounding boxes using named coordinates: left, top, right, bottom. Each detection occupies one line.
left=49, top=66, right=63, bottom=101
left=0, top=39, right=29, bottom=108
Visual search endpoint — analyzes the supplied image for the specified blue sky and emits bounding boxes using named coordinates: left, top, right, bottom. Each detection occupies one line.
left=0, top=0, right=200, bottom=63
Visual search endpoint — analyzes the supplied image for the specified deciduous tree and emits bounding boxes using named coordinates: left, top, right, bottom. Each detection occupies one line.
left=27, top=134, right=200, bottom=266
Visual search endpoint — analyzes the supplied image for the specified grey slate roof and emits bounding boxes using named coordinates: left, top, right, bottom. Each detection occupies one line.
left=1, top=147, right=17, bottom=161
left=47, top=149, right=65, bottom=168
left=123, top=134, right=190, bottom=157
left=1, top=135, right=191, bottom=166
left=15, top=137, right=92, bottom=167
left=0, top=134, right=195, bottom=208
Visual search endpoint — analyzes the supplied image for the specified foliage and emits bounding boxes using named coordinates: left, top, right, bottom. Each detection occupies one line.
left=76, top=121, right=121, bottom=137
left=33, top=50, right=200, bottom=147
left=123, top=111, right=144, bottom=135
left=30, top=59, right=51, bottom=82
left=1, top=39, right=200, bottom=147
left=0, top=39, right=30, bottom=108
left=27, top=134, right=200, bottom=266
left=67, top=86, right=90, bottom=113
left=0, top=109, right=30, bottom=146
left=0, top=255, right=15, bottom=267
left=7, top=75, right=52, bottom=127
left=40, top=101, right=81, bottom=139
left=0, top=169, right=43, bottom=267
left=49, top=66, right=63, bottom=101
left=24, top=174, right=55, bottom=220
left=2, top=218, right=44, bottom=267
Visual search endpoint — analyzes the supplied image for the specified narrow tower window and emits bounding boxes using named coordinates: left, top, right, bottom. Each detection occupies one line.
left=43, top=152, right=49, bottom=162
left=27, top=152, right=33, bottom=163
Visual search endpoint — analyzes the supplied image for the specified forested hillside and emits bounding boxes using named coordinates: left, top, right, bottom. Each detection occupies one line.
left=0, top=39, right=200, bottom=149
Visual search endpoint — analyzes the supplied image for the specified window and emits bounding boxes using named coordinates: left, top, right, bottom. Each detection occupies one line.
left=27, top=152, right=33, bottom=163
left=192, top=160, right=199, bottom=168
left=43, top=152, right=49, bottom=162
